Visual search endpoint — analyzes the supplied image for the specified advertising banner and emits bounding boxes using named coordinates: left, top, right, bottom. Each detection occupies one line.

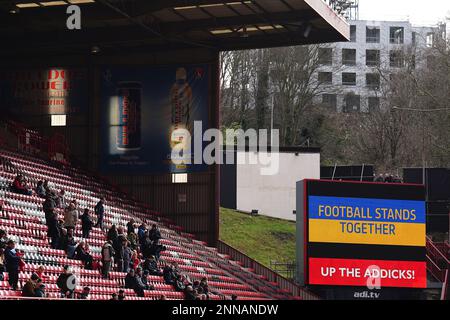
left=100, top=64, right=211, bottom=174
left=0, top=68, right=88, bottom=115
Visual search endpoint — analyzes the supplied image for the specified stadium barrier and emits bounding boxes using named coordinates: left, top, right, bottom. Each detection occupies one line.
left=216, top=240, right=319, bottom=300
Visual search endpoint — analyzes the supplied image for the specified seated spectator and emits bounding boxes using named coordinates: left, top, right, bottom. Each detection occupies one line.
left=174, top=274, right=186, bottom=292
left=143, top=256, right=163, bottom=276
left=148, top=239, right=166, bottom=261
left=163, top=264, right=178, bottom=285
left=22, top=273, right=39, bottom=297
left=131, top=250, right=140, bottom=271
left=199, top=277, right=210, bottom=296
left=35, top=181, right=46, bottom=198
left=124, top=269, right=137, bottom=289
left=231, top=294, right=238, bottom=300
left=80, top=209, right=93, bottom=239
left=78, top=286, right=90, bottom=300
left=34, top=279, right=46, bottom=298
left=11, top=174, right=32, bottom=196
left=61, top=228, right=77, bottom=259
left=184, top=285, right=197, bottom=300
left=75, top=241, right=93, bottom=270
left=118, top=289, right=125, bottom=301
left=57, top=265, right=76, bottom=298
left=110, top=293, right=118, bottom=301
left=35, top=265, right=47, bottom=283
left=159, top=294, right=167, bottom=300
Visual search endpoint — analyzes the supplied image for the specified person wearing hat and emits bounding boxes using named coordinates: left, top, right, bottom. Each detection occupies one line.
left=4, top=240, right=20, bottom=290
left=22, top=273, right=39, bottom=297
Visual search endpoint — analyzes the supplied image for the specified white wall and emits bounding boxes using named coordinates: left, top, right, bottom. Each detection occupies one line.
left=236, top=151, right=320, bottom=221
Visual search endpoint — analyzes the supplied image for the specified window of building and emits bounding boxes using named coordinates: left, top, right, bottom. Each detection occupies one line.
left=172, top=173, right=188, bottom=184
left=366, top=73, right=380, bottom=89
left=390, top=50, right=404, bottom=67
left=390, top=26, right=404, bottom=44
left=368, top=97, right=380, bottom=112
left=366, top=50, right=380, bottom=67
left=342, top=49, right=356, bottom=66
left=344, top=94, right=360, bottom=113
left=366, top=26, right=380, bottom=43
left=350, top=25, right=356, bottom=42
left=426, top=32, right=434, bottom=47
left=318, top=48, right=333, bottom=65
left=318, top=72, right=332, bottom=84
left=342, top=73, right=356, bottom=85
left=322, top=94, right=337, bottom=110
left=51, top=114, right=66, bottom=127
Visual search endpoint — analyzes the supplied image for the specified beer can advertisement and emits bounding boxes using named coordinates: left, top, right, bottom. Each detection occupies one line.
left=100, top=64, right=210, bottom=173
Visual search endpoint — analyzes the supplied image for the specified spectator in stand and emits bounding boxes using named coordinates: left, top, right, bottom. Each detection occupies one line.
left=115, top=238, right=124, bottom=272
left=75, top=241, right=93, bottom=270
left=4, top=240, right=20, bottom=290
left=137, top=223, right=147, bottom=243
left=43, top=192, right=60, bottom=249
left=141, top=232, right=152, bottom=259
left=159, top=294, right=167, bottom=300
left=148, top=238, right=166, bottom=261
left=231, top=294, right=238, bottom=300
left=64, top=201, right=78, bottom=231
left=174, top=274, right=186, bottom=292
left=0, top=230, right=7, bottom=276
left=11, top=174, right=32, bottom=196
left=107, top=225, right=118, bottom=248
left=110, top=293, right=118, bottom=301
left=127, top=231, right=138, bottom=251
left=56, top=189, right=67, bottom=209
left=122, top=239, right=133, bottom=273
left=163, top=263, right=177, bottom=285
left=101, top=240, right=115, bottom=279
left=57, top=265, right=76, bottom=298
left=43, top=180, right=51, bottom=194
left=127, top=219, right=135, bottom=235
left=149, top=224, right=161, bottom=243
left=134, top=267, right=149, bottom=297
left=125, top=268, right=137, bottom=289
left=143, top=256, right=163, bottom=276
left=118, top=289, right=125, bottom=301
left=35, top=181, right=46, bottom=198
left=34, top=279, right=46, bottom=298
left=374, top=174, right=384, bottom=182
left=35, top=266, right=47, bottom=283
left=78, top=286, right=90, bottom=299
left=22, top=273, right=39, bottom=297
left=141, top=270, right=152, bottom=289
left=94, top=197, right=105, bottom=230
left=184, top=285, right=197, bottom=300
left=131, top=250, right=140, bottom=271
left=199, top=277, right=210, bottom=297
left=80, top=208, right=93, bottom=239
left=62, top=228, right=77, bottom=259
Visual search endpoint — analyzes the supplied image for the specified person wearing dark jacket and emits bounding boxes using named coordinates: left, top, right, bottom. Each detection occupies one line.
left=62, top=228, right=77, bottom=259
left=94, top=197, right=105, bottom=229
left=80, top=209, right=93, bottom=239
left=124, top=269, right=137, bottom=289
left=174, top=274, right=186, bottom=292
left=35, top=181, right=46, bottom=198
left=137, top=223, right=147, bottom=243
left=43, top=192, right=60, bottom=249
left=4, top=240, right=20, bottom=290
left=149, top=224, right=161, bottom=243
left=107, top=225, right=118, bottom=248
left=126, top=219, right=135, bottom=235
left=22, top=273, right=39, bottom=297
left=34, top=279, right=46, bottom=298
left=122, top=241, right=133, bottom=273
left=75, top=241, right=93, bottom=270
left=143, top=256, right=163, bottom=276
left=184, top=286, right=197, bottom=300
left=57, top=265, right=76, bottom=298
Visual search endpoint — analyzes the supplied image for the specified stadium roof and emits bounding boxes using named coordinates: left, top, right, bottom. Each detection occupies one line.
left=0, top=0, right=349, bottom=57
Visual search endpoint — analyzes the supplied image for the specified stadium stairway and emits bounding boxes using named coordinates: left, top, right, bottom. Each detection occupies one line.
left=0, top=147, right=310, bottom=300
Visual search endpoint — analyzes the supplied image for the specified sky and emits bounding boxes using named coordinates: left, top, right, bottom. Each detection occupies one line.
left=358, top=0, right=450, bottom=26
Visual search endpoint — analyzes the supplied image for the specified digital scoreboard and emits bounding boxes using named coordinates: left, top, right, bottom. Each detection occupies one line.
left=296, top=180, right=427, bottom=289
